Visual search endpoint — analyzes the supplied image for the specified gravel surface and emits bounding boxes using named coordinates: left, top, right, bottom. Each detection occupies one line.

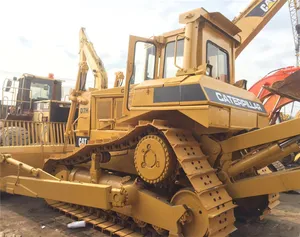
left=0, top=192, right=299, bottom=237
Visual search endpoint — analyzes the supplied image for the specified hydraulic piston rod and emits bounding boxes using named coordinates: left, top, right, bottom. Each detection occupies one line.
left=0, top=154, right=40, bottom=177
left=227, top=136, right=300, bottom=177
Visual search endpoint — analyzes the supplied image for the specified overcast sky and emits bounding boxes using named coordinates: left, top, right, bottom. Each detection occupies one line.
left=0, top=0, right=296, bottom=94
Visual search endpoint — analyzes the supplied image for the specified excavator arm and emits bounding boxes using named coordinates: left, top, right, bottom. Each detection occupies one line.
left=234, top=0, right=288, bottom=58
left=79, top=28, right=108, bottom=90
left=64, top=28, right=108, bottom=143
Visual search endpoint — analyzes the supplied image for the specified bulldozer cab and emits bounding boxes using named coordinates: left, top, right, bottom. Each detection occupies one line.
left=77, top=8, right=266, bottom=143
left=122, top=8, right=241, bottom=114
left=1, top=74, right=63, bottom=120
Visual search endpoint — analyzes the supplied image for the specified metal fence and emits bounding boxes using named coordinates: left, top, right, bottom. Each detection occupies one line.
left=0, top=120, right=75, bottom=146
left=1, top=78, right=32, bottom=119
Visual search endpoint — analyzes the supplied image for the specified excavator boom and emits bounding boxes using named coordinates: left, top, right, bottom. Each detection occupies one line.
left=79, top=28, right=108, bottom=90
left=234, top=0, right=287, bottom=57
left=64, top=28, right=108, bottom=143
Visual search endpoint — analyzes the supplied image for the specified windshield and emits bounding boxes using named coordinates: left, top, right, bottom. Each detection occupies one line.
left=31, top=81, right=51, bottom=100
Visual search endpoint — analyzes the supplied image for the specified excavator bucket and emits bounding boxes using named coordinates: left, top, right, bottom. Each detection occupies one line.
left=265, top=69, right=300, bottom=101
left=249, top=67, right=300, bottom=123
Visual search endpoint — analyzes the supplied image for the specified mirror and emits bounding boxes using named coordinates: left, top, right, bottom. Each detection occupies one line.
left=5, top=79, right=12, bottom=92
left=234, top=79, right=248, bottom=90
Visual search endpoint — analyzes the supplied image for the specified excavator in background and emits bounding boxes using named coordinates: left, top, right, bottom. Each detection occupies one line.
left=241, top=0, right=300, bottom=167
left=242, top=0, right=300, bottom=125
left=2, top=1, right=300, bottom=237
left=233, top=0, right=288, bottom=58
left=249, top=67, right=300, bottom=167
left=0, top=27, right=107, bottom=154
left=249, top=66, right=300, bottom=124
left=78, top=27, right=108, bottom=90
left=65, top=27, right=113, bottom=143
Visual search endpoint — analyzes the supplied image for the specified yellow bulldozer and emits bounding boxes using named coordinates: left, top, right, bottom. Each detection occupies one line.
left=1, top=1, right=300, bottom=237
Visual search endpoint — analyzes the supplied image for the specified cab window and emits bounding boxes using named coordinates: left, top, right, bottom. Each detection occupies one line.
left=130, top=42, right=156, bottom=85
left=31, top=81, right=51, bottom=100
left=163, top=39, right=184, bottom=78
left=127, top=41, right=156, bottom=110
left=207, top=41, right=229, bottom=83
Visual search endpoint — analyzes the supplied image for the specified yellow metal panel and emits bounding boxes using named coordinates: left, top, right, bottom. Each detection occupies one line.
left=131, top=88, right=155, bottom=107
left=132, top=87, right=180, bottom=107
left=258, top=115, right=269, bottom=128
left=115, top=98, right=123, bottom=120
left=134, top=79, right=166, bottom=89
left=1, top=176, right=112, bottom=210
left=76, top=91, right=91, bottom=136
left=208, top=106, right=230, bottom=128
left=230, top=108, right=257, bottom=129
left=180, top=106, right=229, bottom=128
left=90, top=129, right=127, bottom=143
left=164, top=76, right=189, bottom=86
left=97, top=99, right=113, bottom=119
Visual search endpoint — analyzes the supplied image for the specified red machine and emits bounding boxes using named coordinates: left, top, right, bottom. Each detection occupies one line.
left=249, top=66, right=300, bottom=124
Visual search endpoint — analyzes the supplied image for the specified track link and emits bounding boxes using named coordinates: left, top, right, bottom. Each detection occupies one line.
left=47, top=200, right=144, bottom=237
left=162, top=127, right=236, bottom=236
left=257, top=167, right=280, bottom=217
left=46, top=120, right=237, bottom=236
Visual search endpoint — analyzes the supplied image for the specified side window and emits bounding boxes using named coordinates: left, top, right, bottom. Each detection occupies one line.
left=130, top=42, right=156, bottom=85
left=163, top=39, right=184, bottom=78
left=127, top=41, right=156, bottom=110
left=207, top=41, right=229, bottom=83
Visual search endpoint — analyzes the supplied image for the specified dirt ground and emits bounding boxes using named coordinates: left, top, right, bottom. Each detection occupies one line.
left=0, top=193, right=299, bottom=237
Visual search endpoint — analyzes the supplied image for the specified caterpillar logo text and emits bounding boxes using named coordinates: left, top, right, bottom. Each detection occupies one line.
left=246, top=0, right=278, bottom=17
left=204, top=87, right=267, bottom=113
left=75, top=136, right=90, bottom=147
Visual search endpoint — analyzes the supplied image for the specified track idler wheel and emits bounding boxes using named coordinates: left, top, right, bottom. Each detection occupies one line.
left=171, top=189, right=209, bottom=237
left=134, top=135, right=176, bottom=184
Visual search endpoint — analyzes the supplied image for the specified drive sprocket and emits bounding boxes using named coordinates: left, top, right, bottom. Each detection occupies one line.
left=134, top=135, right=175, bottom=184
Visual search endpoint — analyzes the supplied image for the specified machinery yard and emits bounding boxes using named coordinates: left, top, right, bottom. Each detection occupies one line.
left=1, top=193, right=300, bottom=237
left=1, top=0, right=300, bottom=237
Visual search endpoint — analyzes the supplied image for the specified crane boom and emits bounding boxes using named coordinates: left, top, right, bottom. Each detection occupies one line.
left=79, top=27, right=108, bottom=90
left=234, top=0, right=287, bottom=58
left=288, top=0, right=300, bottom=66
